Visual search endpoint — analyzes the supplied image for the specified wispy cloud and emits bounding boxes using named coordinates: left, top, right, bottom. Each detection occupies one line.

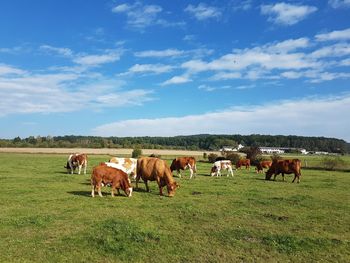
left=261, top=2, right=317, bottom=25
left=40, top=45, right=73, bottom=57
left=92, top=94, right=350, bottom=141
left=123, top=63, right=174, bottom=75
left=0, top=68, right=153, bottom=116
left=112, top=1, right=183, bottom=29
left=161, top=75, right=192, bottom=86
left=184, top=3, right=222, bottom=21
left=328, top=0, right=350, bottom=8
left=315, top=28, right=350, bottom=41
left=73, top=50, right=122, bottom=66
left=134, top=48, right=185, bottom=58
left=0, top=64, right=27, bottom=75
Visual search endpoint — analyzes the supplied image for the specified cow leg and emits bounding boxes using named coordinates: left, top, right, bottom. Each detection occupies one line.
left=84, top=162, right=87, bottom=175
left=98, top=183, right=103, bottom=197
left=189, top=168, right=193, bottom=179
left=136, top=174, right=141, bottom=189
left=177, top=170, right=181, bottom=178
left=111, top=186, right=115, bottom=197
left=273, top=174, right=277, bottom=181
left=144, top=180, right=150, bottom=192
left=282, top=173, right=285, bottom=182
left=91, top=184, right=95, bottom=197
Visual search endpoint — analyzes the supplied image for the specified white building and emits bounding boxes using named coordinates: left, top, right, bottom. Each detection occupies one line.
left=258, top=147, right=285, bottom=154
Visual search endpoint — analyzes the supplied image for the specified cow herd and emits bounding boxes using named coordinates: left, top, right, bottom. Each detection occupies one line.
left=65, top=154, right=302, bottom=198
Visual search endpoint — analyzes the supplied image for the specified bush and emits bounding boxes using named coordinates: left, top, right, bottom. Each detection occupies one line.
left=132, top=148, right=142, bottom=158
left=207, top=153, right=218, bottom=163
left=149, top=153, right=161, bottom=158
left=224, top=153, right=241, bottom=165
left=322, top=156, right=345, bottom=170
left=270, top=153, right=283, bottom=162
left=241, top=147, right=262, bottom=165
left=203, top=152, right=208, bottom=160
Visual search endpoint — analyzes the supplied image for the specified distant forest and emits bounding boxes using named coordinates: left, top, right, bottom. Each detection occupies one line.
left=1, top=134, right=349, bottom=154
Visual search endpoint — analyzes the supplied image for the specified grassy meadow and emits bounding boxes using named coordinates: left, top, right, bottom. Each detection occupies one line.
left=0, top=153, right=349, bottom=262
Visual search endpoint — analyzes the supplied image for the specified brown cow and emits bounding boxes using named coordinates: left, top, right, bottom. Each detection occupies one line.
left=256, top=160, right=272, bottom=173
left=236, top=159, right=251, bottom=170
left=170, top=157, right=197, bottom=179
left=265, top=159, right=302, bottom=183
left=65, top=153, right=88, bottom=175
left=136, top=157, right=179, bottom=197
left=91, top=163, right=133, bottom=197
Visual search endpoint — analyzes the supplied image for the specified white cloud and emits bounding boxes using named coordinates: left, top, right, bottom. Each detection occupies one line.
left=210, top=72, right=242, bottom=80
left=134, top=49, right=185, bottom=58
left=40, top=45, right=73, bottom=57
left=73, top=50, right=121, bottom=66
left=310, top=43, right=350, bottom=58
left=261, top=2, right=317, bottom=25
left=161, top=75, right=192, bottom=86
left=0, top=64, right=27, bottom=75
left=328, top=0, right=350, bottom=8
left=315, top=28, right=350, bottom=41
left=0, top=70, right=153, bottom=116
left=184, top=3, right=221, bottom=21
left=112, top=2, right=165, bottom=29
left=92, top=94, right=350, bottom=142
left=125, top=63, right=173, bottom=75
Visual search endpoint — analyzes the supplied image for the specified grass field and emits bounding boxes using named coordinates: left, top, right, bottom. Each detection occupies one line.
left=0, top=153, right=349, bottom=262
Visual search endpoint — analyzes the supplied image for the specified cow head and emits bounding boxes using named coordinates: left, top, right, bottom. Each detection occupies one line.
left=167, top=182, right=179, bottom=197
left=265, top=169, right=273, bottom=180
left=210, top=166, right=218, bottom=176
left=170, top=159, right=176, bottom=171
left=126, top=187, right=133, bottom=197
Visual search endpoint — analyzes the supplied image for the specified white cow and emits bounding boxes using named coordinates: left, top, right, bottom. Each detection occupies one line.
left=210, top=160, right=234, bottom=177
left=105, top=157, right=138, bottom=180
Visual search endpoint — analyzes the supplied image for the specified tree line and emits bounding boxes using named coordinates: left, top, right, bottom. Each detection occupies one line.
left=0, top=134, right=348, bottom=154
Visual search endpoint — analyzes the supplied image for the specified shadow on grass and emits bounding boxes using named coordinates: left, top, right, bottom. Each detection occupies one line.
left=67, top=191, right=91, bottom=197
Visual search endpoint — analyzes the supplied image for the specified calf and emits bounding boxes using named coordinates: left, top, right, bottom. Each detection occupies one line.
left=91, top=163, right=133, bottom=197
left=210, top=160, right=234, bottom=177
left=236, top=159, right=251, bottom=170
left=65, top=153, right=88, bottom=174
left=256, top=160, right=272, bottom=173
left=265, top=159, right=302, bottom=183
left=170, top=157, right=197, bottom=179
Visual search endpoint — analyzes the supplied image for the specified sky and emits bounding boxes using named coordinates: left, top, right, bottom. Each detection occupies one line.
left=0, top=0, right=350, bottom=142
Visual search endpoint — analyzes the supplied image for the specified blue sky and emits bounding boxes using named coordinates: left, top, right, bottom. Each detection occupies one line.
left=1, top=0, right=350, bottom=141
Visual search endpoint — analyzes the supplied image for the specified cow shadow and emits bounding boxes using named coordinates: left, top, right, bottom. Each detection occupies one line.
left=67, top=191, right=91, bottom=197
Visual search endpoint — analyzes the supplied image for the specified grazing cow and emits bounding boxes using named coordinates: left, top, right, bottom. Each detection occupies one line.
left=265, top=159, right=302, bottom=183
left=210, top=160, right=234, bottom=177
left=256, top=160, right=273, bottom=173
left=136, top=157, right=179, bottom=197
left=170, top=156, right=197, bottom=179
left=65, top=153, right=88, bottom=175
left=91, top=163, right=132, bottom=197
left=106, top=157, right=137, bottom=180
left=236, top=159, right=251, bottom=170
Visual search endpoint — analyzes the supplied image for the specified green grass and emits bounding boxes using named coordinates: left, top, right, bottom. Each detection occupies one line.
left=0, top=153, right=349, bottom=262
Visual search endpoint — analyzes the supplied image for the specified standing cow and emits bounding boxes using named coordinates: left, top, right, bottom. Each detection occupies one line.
left=91, top=163, right=133, bottom=197
left=256, top=160, right=272, bottom=173
left=265, top=159, right=302, bottom=183
left=65, top=153, right=88, bottom=175
left=236, top=159, right=251, bottom=170
left=136, top=157, right=179, bottom=197
left=170, top=157, right=197, bottom=179
left=210, top=160, right=234, bottom=177
left=106, top=157, right=137, bottom=180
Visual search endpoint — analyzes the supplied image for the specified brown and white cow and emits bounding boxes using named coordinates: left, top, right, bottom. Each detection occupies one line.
left=65, top=153, right=88, bottom=175
left=136, top=157, right=179, bottom=197
left=236, top=159, right=251, bottom=170
left=210, top=160, right=234, bottom=177
left=256, top=160, right=272, bottom=173
left=265, top=159, right=302, bottom=183
left=91, top=163, right=133, bottom=197
left=106, top=157, right=137, bottom=180
left=170, top=156, right=197, bottom=179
